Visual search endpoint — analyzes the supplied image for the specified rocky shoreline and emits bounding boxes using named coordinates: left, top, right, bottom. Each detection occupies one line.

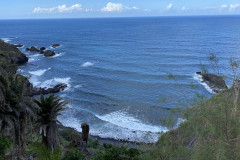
left=196, top=72, right=228, bottom=93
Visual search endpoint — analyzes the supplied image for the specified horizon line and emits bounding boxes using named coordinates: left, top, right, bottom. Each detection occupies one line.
left=0, top=14, right=240, bottom=20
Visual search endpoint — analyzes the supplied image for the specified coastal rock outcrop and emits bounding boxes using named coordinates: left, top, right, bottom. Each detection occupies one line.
left=26, top=46, right=40, bottom=52
left=32, top=83, right=67, bottom=95
left=0, top=39, right=28, bottom=66
left=40, top=47, right=46, bottom=51
left=44, top=50, right=55, bottom=57
left=196, top=72, right=228, bottom=93
left=52, top=44, right=60, bottom=48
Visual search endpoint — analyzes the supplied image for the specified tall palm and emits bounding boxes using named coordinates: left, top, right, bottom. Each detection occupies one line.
left=34, top=94, right=67, bottom=152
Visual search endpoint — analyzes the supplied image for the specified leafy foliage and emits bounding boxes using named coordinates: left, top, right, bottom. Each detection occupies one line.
left=92, top=144, right=140, bottom=160
left=63, top=148, right=86, bottom=160
left=28, top=142, right=62, bottom=160
left=0, top=136, right=11, bottom=160
left=34, top=94, right=68, bottom=151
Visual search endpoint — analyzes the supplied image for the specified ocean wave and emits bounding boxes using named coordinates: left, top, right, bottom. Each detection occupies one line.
left=2, top=38, right=12, bottom=43
left=96, top=110, right=168, bottom=133
left=28, top=57, right=40, bottom=62
left=74, top=84, right=86, bottom=88
left=37, top=77, right=71, bottom=90
left=29, top=68, right=50, bottom=76
left=59, top=109, right=184, bottom=143
left=193, top=73, right=215, bottom=94
left=81, top=62, right=95, bottom=67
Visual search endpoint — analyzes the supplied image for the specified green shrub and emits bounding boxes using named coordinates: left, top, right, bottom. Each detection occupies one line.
left=27, top=142, right=62, bottom=160
left=88, top=139, right=99, bottom=148
left=93, top=145, right=140, bottom=160
left=63, top=148, right=86, bottom=160
left=0, top=136, right=11, bottom=160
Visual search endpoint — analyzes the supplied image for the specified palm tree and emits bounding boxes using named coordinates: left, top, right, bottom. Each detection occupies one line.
left=34, top=94, right=67, bottom=152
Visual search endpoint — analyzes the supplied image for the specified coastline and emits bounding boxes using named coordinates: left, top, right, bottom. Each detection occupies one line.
left=1, top=39, right=144, bottom=147
left=58, top=125, right=143, bottom=148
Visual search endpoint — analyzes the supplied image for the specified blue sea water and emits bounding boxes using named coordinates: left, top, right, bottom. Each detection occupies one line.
left=1, top=16, right=240, bottom=142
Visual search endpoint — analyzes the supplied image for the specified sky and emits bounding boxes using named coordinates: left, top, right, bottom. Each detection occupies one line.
left=1, top=0, right=240, bottom=19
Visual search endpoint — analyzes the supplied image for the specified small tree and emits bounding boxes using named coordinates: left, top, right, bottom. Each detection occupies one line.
left=34, top=94, right=68, bottom=152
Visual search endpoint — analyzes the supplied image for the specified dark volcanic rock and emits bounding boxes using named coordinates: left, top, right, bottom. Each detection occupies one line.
left=15, top=54, right=28, bottom=65
left=196, top=72, right=228, bottom=93
left=26, top=46, right=40, bottom=52
left=40, top=47, right=46, bottom=51
left=39, top=50, right=44, bottom=54
left=0, top=40, right=28, bottom=65
left=32, top=83, right=67, bottom=95
left=52, top=44, right=60, bottom=48
left=44, top=50, right=55, bottom=57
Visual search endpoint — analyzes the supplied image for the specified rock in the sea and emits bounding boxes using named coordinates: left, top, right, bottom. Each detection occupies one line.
left=40, top=47, right=46, bottom=51
left=39, top=50, right=44, bottom=54
left=44, top=50, right=55, bottom=57
left=26, top=46, right=40, bottom=52
left=52, top=44, right=60, bottom=48
left=32, top=83, right=67, bottom=95
left=196, top=72, right=228, bottom=92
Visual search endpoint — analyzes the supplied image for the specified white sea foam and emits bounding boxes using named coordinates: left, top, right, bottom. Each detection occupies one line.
left=96, top=110, right=168, bottom=133
left=193, top=73, right=215, bottom=94
left=13, top=44, right=24, bottom=48
left=29, top=76, right=41, bottom=87
left=28, top=58, right=40, bottom=62
left=49, top=52, right=64, bottom=58
left=38, top=77, right=71, bottom=90
left=58, top=108, right=184, bottom=143
left=2, top=38, right=12, bottom=43
left=17, top=69, right=24, bottom=73
left=29, top=68, right=50, bottom=76
left=31, top=54, right=42, bottom=57
left=74, top=84, right=86, bottom=88
left=81, top=62, right=94, bottom=67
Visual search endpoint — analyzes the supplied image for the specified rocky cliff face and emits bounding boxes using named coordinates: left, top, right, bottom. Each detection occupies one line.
left=0, top=40, right=67, bottom=97
left=0, top=39, right=28, bottom=67
left=0, top=39, right=30, bottom=104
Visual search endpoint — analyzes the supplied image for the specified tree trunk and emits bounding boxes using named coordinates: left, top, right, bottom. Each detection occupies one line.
left=19, top=114, right=27, bottom=154
left=13, top=119, right=22, bottom=159
left=0, top=120, right=9, bottom=136
left=42, top=126, right=48, bottom=149
left=47, top=122, right=58, bottom=152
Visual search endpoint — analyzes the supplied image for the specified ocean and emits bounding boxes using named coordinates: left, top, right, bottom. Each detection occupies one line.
left=1, top=16, right=240, bottom=142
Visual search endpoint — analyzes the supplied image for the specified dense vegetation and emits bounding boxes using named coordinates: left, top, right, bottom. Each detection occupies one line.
left=1, top=39, right=240, bottom=159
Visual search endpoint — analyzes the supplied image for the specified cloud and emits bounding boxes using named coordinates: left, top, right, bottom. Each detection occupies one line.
left=220, top=4, right=228, bottom=9
left=220, top=4, right=240, bottom=11
left=33, top=4, right=83, bottom=13
left=101, top=2, right=138, bottom=12
left=101, top=2, right=125, bottom=12
left=229, top=4, right=240, bottom=11
left=181, top=6, right=186, bottom=11
left=132, top=6, right=138, bottom=10
left=166, top=3, right=173, bottom=10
